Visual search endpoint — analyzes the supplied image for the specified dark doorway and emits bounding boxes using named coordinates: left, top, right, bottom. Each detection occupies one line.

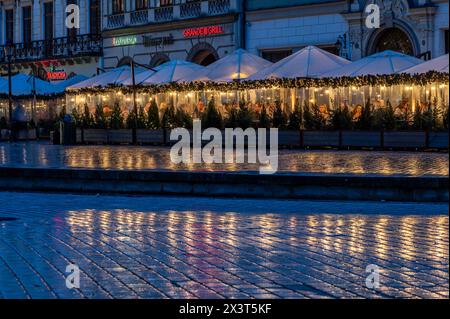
left=191, top=50, right=217, bottom=66
left=371, top=27, right=414, bottom=55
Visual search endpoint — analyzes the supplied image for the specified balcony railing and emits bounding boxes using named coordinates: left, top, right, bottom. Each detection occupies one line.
left=107, top=13, right=125, bottom=29
left=180, top=1, right=202, bottom=18
left=155, top=6, right=174, bottom=22
left=0, top=34, right=102, bottom=63
left=104, top=0, right=236, bottom=30
left=208, top=0, right=230, bottom=15
left=130, top=9, right=148, bottom=25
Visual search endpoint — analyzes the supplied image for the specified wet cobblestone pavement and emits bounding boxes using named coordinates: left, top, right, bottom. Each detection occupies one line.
left=0, top=192, right=448, bottom=299
left=0, top=142, right=448, bottom=176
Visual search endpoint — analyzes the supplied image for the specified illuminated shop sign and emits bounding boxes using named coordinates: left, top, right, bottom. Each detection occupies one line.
left=143, top=34, right=174, bottom=47
left=183, top=25, right=224, bottom=38
left=46, top=65, right=67, bottom=80
left=112, top=36, right=138, bottom=46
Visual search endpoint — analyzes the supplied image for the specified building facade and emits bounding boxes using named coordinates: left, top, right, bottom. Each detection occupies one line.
left=0, top=0, right=102, bottom=80
left=101, top=0, right=243, bottom=69
left=245, top=0, right=449, bottom=62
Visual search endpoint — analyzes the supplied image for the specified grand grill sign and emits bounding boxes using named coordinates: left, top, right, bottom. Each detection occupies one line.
left=183, top=25, right=224, bottom=38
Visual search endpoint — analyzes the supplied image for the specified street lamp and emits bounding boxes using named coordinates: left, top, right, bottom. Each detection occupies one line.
left=3, top=40, right=14, bottom=130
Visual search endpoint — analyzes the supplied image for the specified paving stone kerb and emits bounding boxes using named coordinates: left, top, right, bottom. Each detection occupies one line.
left=0, top=167, right=447, bottom=202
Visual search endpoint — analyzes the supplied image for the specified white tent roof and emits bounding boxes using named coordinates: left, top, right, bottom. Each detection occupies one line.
left=248, top=45, right=350, bottom=80
left=67, top=65, right=143, bottom=89
left=400, top=54, right=449, bottom=74
left=121, top=60, right=206, bottom=86
left=322, top=50, right=423, bottom=77
left=180, top=49, right=273, bottom=82
left=54, top=74, right=88, bottom=94
left=0, top=73, right=56, bottom=96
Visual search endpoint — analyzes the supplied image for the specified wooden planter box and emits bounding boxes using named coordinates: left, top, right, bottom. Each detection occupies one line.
left=17, top=129, right=36, bottom=140
left=278, top=131, right=301, bottom=147
left=0, top=129, right=9, bottom=140
left=136, top=129, right=165, bottom=144
left=83, top=129, right=108, bottom=144
left=428, top=132, right=449, bottom=149
left=342, top=131, right=381, bottom=147
left=304, top=131, right=340, bottom=147
left=384, top=131, right=426, bottom=148
left=107, top=129, right=132, bottom=144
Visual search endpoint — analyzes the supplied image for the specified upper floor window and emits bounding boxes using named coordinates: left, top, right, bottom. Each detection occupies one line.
left=112, top=0, right=125, bottom=14
left=67, top=0, right=77, bottom=41
left=22, top=6, right=32, bottom=44
left=445, top=29, right=449, bottom=54
left=90, top=0, right=101, bottom=35
left=5, top=9, right=14, bottom=44
left=135, top=0, right=148, bottom=10
left=160, top=0, right=173, bottom=7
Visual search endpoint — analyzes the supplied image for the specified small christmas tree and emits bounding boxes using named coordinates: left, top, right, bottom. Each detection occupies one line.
left=236, top=100, right=253, bottom=129
left=258, top=106, right=271, bottom=129
left=82, top=103, right=93, bottom=128
left=109, top=103, right=124, bottom=129
left=201, top=97, right=223, bottom=129
left=287, top=101, right=302, bottom=130
left=272, top=100, right=287, bottom=129
left=94, top=104, right=107, bottom=129
left=147, top=99, right=160, bottom=129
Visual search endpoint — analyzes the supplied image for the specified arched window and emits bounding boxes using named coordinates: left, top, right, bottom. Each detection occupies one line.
left=371, top=27, right=414, bottom=55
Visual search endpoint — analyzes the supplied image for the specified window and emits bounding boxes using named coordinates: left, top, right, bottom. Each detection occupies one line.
left=22, top=6, right=32, bottom=45
left=112, top=0, right=124, bottom=14
left=160, top=0, right=173, bottom=7
left=44, top=1, right=53, bottom=56
left=90, top=0, right=101, bottom=35
left=445, top=29, right=449, bottom=54
left=135, top=0, right=148, bottom=10
left=5, top=9, right=14, bottom=44
left=261, top=49, right=292, bottom=63
left=67, top=0, right=77, bottom=41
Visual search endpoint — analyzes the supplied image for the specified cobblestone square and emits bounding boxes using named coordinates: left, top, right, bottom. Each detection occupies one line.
left=0, top=192, right=447, bottom=299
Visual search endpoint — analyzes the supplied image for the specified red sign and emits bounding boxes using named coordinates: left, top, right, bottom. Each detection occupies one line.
left=183, top=25, right=224, bottom=38
left=47, top=71, right=67, bottom=80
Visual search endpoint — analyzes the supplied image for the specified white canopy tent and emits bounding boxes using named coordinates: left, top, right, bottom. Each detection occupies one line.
left=248, top=46, right=350, bottom=80
left=321, top=50, right=423, bottom=77
left=180, top=49, right=273, bottom=82
left=400, top=54, right=449, bottom=74
left=0, top=73, right=56, bottom=96
left=67, top=65, right=144, bottom=90
left=52, top=74, right=88, bottom=94
left=121, top=60, right=205, bottom=86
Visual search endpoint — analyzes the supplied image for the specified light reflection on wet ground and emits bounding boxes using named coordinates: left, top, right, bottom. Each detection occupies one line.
left=0, top=142, right=448, bottom=176
left=0, top=192, right=448, bottom=299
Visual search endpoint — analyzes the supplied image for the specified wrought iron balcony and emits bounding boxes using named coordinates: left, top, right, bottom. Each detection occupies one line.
left=180, top=1, right=202, bottom=18
left=130, top=9, right=149, bottom=25
left=104, top=0, right=236, bottom=30
left=0, top=34, right=102, bottom=64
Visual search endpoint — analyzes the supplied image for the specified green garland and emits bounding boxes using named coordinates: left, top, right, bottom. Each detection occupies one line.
left=65, top=71, right=449, bottom=95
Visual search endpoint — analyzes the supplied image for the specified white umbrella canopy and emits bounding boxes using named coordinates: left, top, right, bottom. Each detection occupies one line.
left=0, top=73, right=56, bottom=96
left=180, top=49, right=273, bottom=82
left=122, top=60, right=206, bottom=86
left=248, top=45, right=350, bottom=80
left=54, top=74, right=88, bottom=94
left=67, top=65, right=143, bottom=90
left=322, top=50, right=423, bottom=77
left=400, top=54, right=449, bottom=74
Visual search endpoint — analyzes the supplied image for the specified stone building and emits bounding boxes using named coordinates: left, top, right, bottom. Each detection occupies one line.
left=0, top=0, right=102, bottom=80
left=245, top=0, right=449, bottom=62
left=101, top=0, right=243, bottom=69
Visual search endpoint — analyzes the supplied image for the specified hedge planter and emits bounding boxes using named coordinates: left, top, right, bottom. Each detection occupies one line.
left=83, top=129, right=108, bottom=144
left=278, top=131, right=301, bottom=147
left=137, top=129, right=165, bottom=144
left=304, top=131, right=340, bottom=147
left=428, top=132, right=449, bottom=149
left=108, top=129, right=132, bottom=144
left=342, top=131, right=381, bottom=148
left=384, top=131, right=426, bottom=148
left=17, top=129, right=36, bottom=140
